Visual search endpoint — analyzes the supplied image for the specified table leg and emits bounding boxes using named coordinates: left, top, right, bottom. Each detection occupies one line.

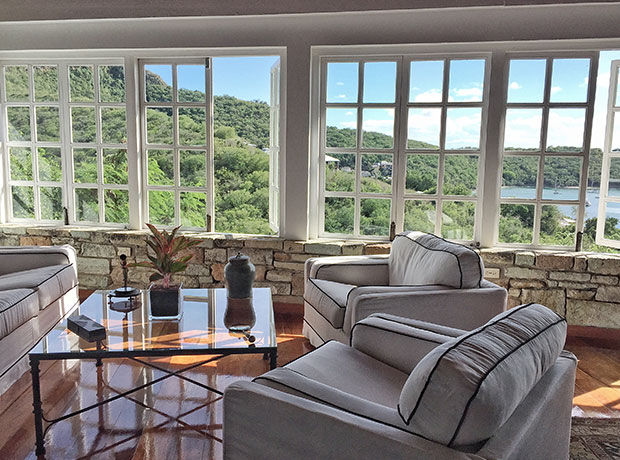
left=96, top=341, right=103, bottom=367
left=30, top=357, right=46, bottom=456
left=269, top=350, right=277, bottom=370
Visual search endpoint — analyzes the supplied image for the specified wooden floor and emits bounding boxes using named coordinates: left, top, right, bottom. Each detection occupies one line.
left=0, top=316, right=617, bottom=460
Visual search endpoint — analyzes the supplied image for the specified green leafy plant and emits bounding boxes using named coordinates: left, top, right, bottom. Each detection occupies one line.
left=131, top=223, right=201, bottom=289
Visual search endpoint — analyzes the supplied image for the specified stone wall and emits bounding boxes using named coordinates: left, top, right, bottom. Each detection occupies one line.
left=1, top=225, right=619, bottom=328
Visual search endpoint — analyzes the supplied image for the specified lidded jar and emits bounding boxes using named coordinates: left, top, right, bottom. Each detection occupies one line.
left=224, top=252, right=256, bottom=299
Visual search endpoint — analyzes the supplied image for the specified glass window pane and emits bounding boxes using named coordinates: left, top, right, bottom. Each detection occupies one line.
left=542, top=156, right=582, bottom=200
left=362, top=108, right=394, bottom=149
left=404, top=200, right=436, bottom=233
left=36, top=106, right=60, bottom=142
left=178, top=107, right=206, bottom=145
left=12, top=186, right=34, bottom=218
left=327, top=62, right=358, bottom=103
left=499, top=204, right=534, bottom=244
left=441, top=201, right=475, bottom=240
left=363, top=62, right=396, bottom=103
left=146, top=107, right=173, bottom=144
left=7, top=106, right=31, bottom=141
left=75, top=188, right=99, bottom=222
left=406, top=154, right=438, bottom=194
left=103, top=149, right=128, bottom=184
left=180, top=150, right=206, bottom=187
left=40, top=187, right=62, bottom=220
left=409, top=60, right=443, bottom=103
left=325, top=153, right=355, bottom=192
left=603, top=202, right=620, bottom=240
left=540, top=204, right=577, bottom=246
left=443, top=155, right=478, bottom=196
left=148, top=190, right=175, bottom=226
left=324, top=197, right=354, bottom=234
left=504, top=108, right=543, bottom=151
left=445, top=108, right=481, bottom=150
left=608, top=157, right=620, bottom=197
left=147, top=149, right=174, bottom=185
left=448, top=59, right=485, bottom=102
left=99, top=65, right=125, bottom=103
left=546, top=108, right=585, bottom=152
left=9, top=147, right=32, bottom=181
left=326, top=108, right=357, bottom=148
left=38, top=147, right=62, bottom=182
left=71, top=107, right=96, bottom=143
left=617, top=66, right=620, bottom=107
left=407, top=108, right=441, bottom=149
left=501, top=156, right=539, bottom=199
left=73, top=148, right=98, bottom=184
left=101, top=107, right=127, bottom=144
left=4, top=66, right=29, bottom=101
left=180, top=192, right=207, bottom=227
left=507, top=59, right=546, bottom=103
left=69, top=65, right=95, bottom=102
left=361, top=154, right=392, bottom=193
left=610, top=113, right=620, bottom=152
left=361, top=198, right=390, bottom=236
left=145, top=64, right=172, bottom=102
left=33, top=66, right=58, bottom=102
left=177, top=65, right=205, bottom=103
left=550, top=58, right=590, bottom=103
left=105, top=189, right=129, bottom=224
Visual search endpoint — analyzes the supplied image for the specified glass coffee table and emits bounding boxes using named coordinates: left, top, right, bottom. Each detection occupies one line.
left=28, top=287, right=277, bottom=456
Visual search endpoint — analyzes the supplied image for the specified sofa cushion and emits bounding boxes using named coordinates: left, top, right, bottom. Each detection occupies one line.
left=0, top=288, right=39, bottom=340
left=304, top=279, right=356, bottom=329
left=389, top=231, right=483, bottom=289
left=0, top=264, right=78, bottom=310
left=398, top=303, right=566, bottom=448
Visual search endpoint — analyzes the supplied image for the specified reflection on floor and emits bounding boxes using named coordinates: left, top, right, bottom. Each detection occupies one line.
left=0, top=316, right=617, bottom=459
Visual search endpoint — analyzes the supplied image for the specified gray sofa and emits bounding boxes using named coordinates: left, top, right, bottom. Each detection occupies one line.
left=224, top=304, right=576, bottom=460
left=0, top=245, right=79, bottom=392
left=303, top=231, right=507, bottom=346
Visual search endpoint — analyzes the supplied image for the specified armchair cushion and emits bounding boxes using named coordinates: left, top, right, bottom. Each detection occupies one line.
left=398, top=303, right=567, bottom=448
left=304, top=278, right=357, bottom=329
left=389, top=232, right=483, bottom=288
left=0, top=289, right=38, bottom=340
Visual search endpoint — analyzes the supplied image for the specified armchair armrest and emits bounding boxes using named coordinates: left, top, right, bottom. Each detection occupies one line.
left=351, top=314, right=463, bottom=373
left=305, top=255, right=389, bottom=286
left=224, top=380, right=484, bottom=460
left=0, top=245, right=77, bottom=276
left=344, top=283, right=507, bottom=335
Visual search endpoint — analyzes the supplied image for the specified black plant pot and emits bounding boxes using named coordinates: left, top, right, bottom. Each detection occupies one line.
left=148, top=283, right=182, bottom=319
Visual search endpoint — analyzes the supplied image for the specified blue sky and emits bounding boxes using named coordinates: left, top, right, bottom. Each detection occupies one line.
left=146, top=56, right=279, bottom=103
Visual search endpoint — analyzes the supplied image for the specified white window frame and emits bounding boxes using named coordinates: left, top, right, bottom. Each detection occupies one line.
left=139, top=58, right=213, bottom=230
left=596, top=59, right=620, bottom=248
left=496, top=52, right=598, bottom=249
left=316, top=53, right=490, bottom=242
left=269, top=58, right=281, bottom=233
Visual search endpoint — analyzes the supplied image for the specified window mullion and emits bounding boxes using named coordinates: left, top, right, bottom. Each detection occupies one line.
left=394, top=57, right=409, bottom=235
left=205, top=57, right=214, bottom=232
left=355, top=61, right=364, bottom=237
left=58, top=63, right=73, bottom=224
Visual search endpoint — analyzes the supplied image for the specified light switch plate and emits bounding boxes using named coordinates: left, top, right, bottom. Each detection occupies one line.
left=484, top=267, right=501, bottom=279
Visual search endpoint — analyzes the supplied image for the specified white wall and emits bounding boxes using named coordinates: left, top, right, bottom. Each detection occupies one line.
left=2, top=4, right=620, bottom=239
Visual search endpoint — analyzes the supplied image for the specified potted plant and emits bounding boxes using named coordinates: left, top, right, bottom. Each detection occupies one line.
left=131, top=223, right=201, bottom=319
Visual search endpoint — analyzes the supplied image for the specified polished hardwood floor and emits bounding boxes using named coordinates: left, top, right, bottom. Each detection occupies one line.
left=0, top=310, right=617, bottom=459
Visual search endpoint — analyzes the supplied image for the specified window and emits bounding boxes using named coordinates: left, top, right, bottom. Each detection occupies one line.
left=498, top=54, right=597, bottom=247
left=319, top=55, right=488, bottom=240
left=2, top=61, right=128, bottom=224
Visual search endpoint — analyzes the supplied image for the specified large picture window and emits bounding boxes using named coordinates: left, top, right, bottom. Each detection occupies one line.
left=319, top=55, right=488, bottom=241
left=498, top=54, right=597, bottom=248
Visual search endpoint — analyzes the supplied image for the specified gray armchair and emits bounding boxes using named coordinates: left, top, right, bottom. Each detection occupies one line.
left=223, top=304, right=576, bottom=460
left=303, top=231, right=507, bottom=346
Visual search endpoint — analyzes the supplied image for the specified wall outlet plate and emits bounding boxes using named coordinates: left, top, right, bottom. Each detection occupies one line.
left=484, top=267, right=501, bottom=279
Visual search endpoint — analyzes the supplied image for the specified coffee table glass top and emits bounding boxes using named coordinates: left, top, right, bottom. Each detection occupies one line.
left=29, top=288, right=276, bottom=358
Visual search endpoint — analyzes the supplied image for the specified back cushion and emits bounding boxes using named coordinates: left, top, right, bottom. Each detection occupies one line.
left=398, top=303, right=566, bottom=448
left=389, top=231, right=483, bottom=288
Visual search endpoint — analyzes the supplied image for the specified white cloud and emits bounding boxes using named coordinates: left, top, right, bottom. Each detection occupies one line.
left=413, top=89, right=442, bottom=103
left=408, top=108, right=441, bottom=145
left=546, top=111, right=586, bottom=149
left=345, top=111, right=354, bottom=116
left=336, top=81, right=345, bottom=86
left=579, top=76, right=589, bottom=88
left=361, top=119, right=394, bottom=136
left=445, top=112, right=482, bottom=148
left=509, top=81, right=522, bottom=90
left=448, top=87, right=483, bottom=102
left=550, top=86, right=562, bottom=95
left=503, top=112, right=542, bottom=149
left=337, top=94, right=347, bottom=99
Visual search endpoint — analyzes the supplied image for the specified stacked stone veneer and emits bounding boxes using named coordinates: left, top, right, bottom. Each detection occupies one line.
left=1, top=225, right=619, bottom=328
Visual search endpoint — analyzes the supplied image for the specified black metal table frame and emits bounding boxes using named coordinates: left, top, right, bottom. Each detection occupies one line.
left=29, top=345, right=277, bottom=457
